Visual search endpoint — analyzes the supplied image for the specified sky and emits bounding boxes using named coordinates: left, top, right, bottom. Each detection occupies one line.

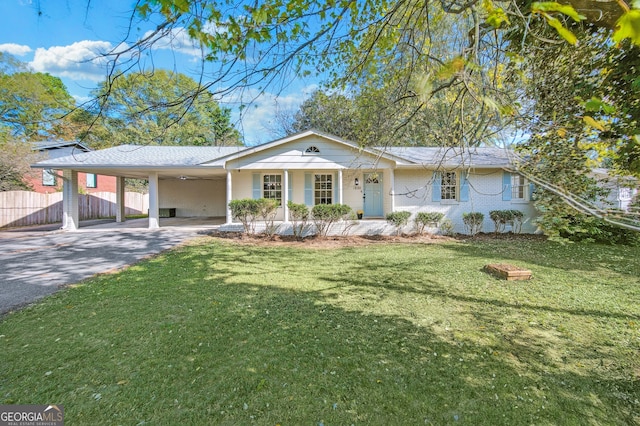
left=0, top=0, right=320, bottom=145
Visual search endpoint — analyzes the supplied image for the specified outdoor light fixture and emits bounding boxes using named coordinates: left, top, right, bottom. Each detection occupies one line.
left=179, top=176, right=188, bottom=180
left=354, top=178, right=360, bottom=186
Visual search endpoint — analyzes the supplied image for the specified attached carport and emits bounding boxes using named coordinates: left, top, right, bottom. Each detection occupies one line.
left=32, top=145, right=243, bottom=231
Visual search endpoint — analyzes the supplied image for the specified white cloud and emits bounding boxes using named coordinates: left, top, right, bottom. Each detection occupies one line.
left=142, top=27, right=201, bottom=58
left=30, top=40, right=125, bottom=82
left=0, top=43, right=32, bottom=56
left=222, top=84, right=318, bottom=145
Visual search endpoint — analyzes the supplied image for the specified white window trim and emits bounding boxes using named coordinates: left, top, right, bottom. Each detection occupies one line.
left=304, top=146, right=321, bottom=155
left=262, top=173, right=283, bottom=206
left=441, top=171, right=459, bottom=201
left=314, top=173, right=333, bottom=205
left=511, top=174, right=529, bottom=203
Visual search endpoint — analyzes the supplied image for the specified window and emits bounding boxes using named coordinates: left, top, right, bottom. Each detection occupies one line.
left=305, top=146, right=320, bottom=154
left=441, top=172, right=457, bottom=200
left=42, top=170, right=56, bottom=186
left=511, top=174, right=526, bottom=200
left=86, top=173, right=97, bottom=188
left=314, top=174, right=333, bottom=204
left=263, top=174, right=282, bottom=205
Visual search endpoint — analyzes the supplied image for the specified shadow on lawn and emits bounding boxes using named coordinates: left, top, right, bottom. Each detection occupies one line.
left=446, top=238, right=640, bottom=277
left=1, top=243, right=638, bottom=425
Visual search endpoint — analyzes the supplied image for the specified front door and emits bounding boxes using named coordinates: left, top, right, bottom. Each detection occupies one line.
left=363, top=172, right=383, bottom=217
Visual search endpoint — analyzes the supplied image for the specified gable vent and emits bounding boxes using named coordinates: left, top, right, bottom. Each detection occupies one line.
left=305, top=146, right=320, bottom=154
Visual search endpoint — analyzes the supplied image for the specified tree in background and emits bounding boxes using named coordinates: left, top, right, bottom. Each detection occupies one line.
left=0, top=138, right=43, bottom=191
left=92, top=70, right=241, bottom=146
left=0, top=53, right=76, bottom=141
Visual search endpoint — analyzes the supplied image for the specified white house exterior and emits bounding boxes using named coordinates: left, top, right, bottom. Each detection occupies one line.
left=32, top=130, right=540, bottom=234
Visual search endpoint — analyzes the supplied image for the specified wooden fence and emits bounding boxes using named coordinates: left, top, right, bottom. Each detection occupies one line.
left=0, top=191, right=149, bottom=229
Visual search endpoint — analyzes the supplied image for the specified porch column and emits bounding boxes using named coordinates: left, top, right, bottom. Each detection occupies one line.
left=226, top=170, right=233, bottom=224
left=283, top=169, right=289, bottom=223
left=115, top=176, right=126, bottom=223
left=390, top=169, right=395, bottom=213
left=338, top=169, right=343, bottom=204
left=148, top=172, right=159, bottom=229
left=62, top=169, right=79, bottom=231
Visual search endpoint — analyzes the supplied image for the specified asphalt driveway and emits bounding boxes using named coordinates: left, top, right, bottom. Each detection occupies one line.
left=0, top=219, right=220, bottom=316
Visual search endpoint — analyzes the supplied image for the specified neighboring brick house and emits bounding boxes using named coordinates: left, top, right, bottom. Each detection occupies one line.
left=30, top=141, right=117, bottom=194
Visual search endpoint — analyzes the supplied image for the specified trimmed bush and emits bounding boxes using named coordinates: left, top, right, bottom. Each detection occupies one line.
left=311, top=203, right=352, bottom=237
left=439, top=218, right=455, bottom=236
left=462, top=212, right=484, bottom=236
left=489, top=209, right=525, bottom=234
left=229, top=199, right=260, bottom=234
left=386, top=211, right=412, bottom=235
left=288, top=201, right=310, bottom=238
left=256, top=198, right=279, bottom=237
left=415, top=212, right=445, bottom=235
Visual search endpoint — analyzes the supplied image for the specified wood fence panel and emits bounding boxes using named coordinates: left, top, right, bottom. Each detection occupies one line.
left=1, top=191, right=148, bottom=228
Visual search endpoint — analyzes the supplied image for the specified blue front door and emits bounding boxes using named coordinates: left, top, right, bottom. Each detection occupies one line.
left=363, top=172, right=383, bottom=217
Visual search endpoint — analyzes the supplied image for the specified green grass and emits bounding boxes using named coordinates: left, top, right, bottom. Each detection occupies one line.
left=1, top=237, right=639, bottom=425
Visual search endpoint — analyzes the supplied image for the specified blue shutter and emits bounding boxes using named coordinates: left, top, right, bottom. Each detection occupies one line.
left=460, top=173, right=469, bottom=202
left=432, top=172, right=442, bottom=202
left=304, top=173, right=313, bottom=205
left=252, top=173, right=261, bottom=199
left=502, top=172, right=512, bottom=201
left=529, top=182, right=536, bottom=201
left=333, top=172, right=339, bottom=204
left=288, top=175, right=293, bottom=203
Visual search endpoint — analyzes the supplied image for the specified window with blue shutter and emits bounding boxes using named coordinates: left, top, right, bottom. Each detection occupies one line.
left=432, top=172, right=442, bottom=202
left=502, top=171, right=512, bottom=201
left=252, top=173, right=261, bottom=199
left=304, top=173, right=313, bottom=205
left=460, top=173, right=469, bottom=202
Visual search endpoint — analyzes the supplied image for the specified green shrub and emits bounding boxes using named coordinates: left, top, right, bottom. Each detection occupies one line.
left=542, top=213, right=640, bottom=245
left=229, top=199, right=260, bottom=234
left=256, top=198, right=279, bottom=237
left=462, top=212, right=484, bottom=236
left=439, top=218, right=455, bottom=236
left=288, top=201, right=310, bottom=238
left=415, top=212, right=445, bottom=234
left=386, top=211, right=412, bottom=235
left=311, top=203, right=352, bottom=237
left=489, top=209, right=525, bottom=234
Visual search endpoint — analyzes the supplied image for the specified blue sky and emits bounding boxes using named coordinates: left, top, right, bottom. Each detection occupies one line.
left=0, top=0, right=319, bottom=145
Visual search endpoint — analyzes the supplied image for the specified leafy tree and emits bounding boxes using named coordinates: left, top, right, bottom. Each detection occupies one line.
left=0, top=139, right=43, bottom=191
left=0, top=53, right=76, bottom=140
left=93, top=70, right=241, bottom=146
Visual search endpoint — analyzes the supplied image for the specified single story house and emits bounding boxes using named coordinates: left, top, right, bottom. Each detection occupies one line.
left=31, top=141, right=117, bottom=194
left=32, top=130, right=540, bottom=234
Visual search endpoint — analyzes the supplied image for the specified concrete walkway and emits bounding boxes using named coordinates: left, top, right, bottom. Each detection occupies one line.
left=0, top=218, right=224, bottom=316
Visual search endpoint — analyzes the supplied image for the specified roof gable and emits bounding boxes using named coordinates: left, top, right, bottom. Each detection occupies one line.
left=213, top=130, right=399, bottom=170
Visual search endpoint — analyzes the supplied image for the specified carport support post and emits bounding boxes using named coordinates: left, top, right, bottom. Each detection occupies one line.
left=283, top=170, right=289, bottom=224
left=148, top=172, right=160, bottom=229
left=116, top=176, right=125, bottom=223
left=62, top=169, right=79, bottom=231
left=226, top=170, right=233, bottom=225
left=338, top=169, right=343, bottom=205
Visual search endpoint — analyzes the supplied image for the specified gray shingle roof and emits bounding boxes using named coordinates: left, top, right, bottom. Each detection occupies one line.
left=382, top=146, right=513, bottom=167
left=32, top=140, right=90, bottom=152
left=35, top=144, right=244, bottom=168
left=34, top=140, right=514, bottom=170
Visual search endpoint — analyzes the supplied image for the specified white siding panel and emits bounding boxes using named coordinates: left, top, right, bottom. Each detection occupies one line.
left=159, top=178, right=227, bottom=217
left=394, top=169, right=540, bottom=234
left=227, top=137, right=395, bottom=170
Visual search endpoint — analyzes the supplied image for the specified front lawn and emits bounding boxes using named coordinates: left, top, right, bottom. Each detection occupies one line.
left=1, top=237, right=638, bottom=424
